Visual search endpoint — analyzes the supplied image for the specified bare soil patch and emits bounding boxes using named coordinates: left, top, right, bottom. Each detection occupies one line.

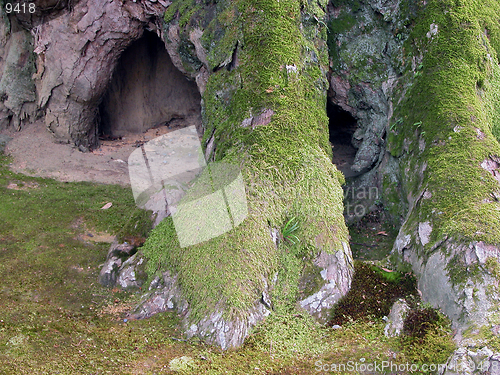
left=1, top=119, right=197, bottom=186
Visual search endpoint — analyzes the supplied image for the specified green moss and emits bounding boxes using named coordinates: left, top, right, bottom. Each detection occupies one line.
left=164, top=0, right=197, bottom=25
left=200, top=1, right=241, bottom=71
left=389, top=0, right=500, bottom=250
left=177, top=35, right=204, bottom=74
left=245, top=310, right=328, bottom=360
left=179, top=4, right=201, bottom=28
left=399, top=304, right=456, bottom=366
left=328, top=262, right=417, bottom=325
left=485, top=257, right=500, bottom=280
left=0, top=153, right=456, bottom=373
left=327, top=12, right=356, bottom=70
left=297, top=260, right=324, bottom=300
left=475, top=325, right=500, bottom=352
left=145, top=0, right=350, bottom=327
left=328, top=12, right=356, bottom=35
left=400, top=323, right=456, bottom=367
left=330, top=0, right=362, bottom=12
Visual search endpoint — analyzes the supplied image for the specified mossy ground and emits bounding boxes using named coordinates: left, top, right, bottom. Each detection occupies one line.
left=347, top=207, right=399, bottom=261
left=328, top=262, right=417, bottom=326
left=0, top=154, right=456, bottom=373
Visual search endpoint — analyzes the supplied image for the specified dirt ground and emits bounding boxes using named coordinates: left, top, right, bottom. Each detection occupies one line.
left=1, top=119, right=195, bottom=186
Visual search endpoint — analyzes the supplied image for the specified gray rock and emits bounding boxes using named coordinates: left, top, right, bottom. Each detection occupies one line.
left=128, top=270, right=189, bottom=320
left=326, top=0, right=406, bottom=222
left=116, top=254, right=144, bottom=289
left=394, top=233, right=500, bottom=340
left=442, top=347, right=500, bottom=375
left=442, top=347, right=476, bottom=375
left=99, top=255, right=122, bottom=287
left=0, top=134, right=12, bottom=154
left=299, top=243, right=353, bottom=322
left=99, top=240, right=139, bottom=288
left=129, top=268, right=273, bottom=350
left=384, top=299, right=410, bottom=337
left=0, top=19, right=37, bottom=130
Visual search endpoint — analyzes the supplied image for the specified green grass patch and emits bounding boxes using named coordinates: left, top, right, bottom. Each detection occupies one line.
left=0, top=153, right=456, bottom=373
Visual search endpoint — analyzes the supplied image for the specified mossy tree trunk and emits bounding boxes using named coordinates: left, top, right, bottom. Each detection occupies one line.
left=386, top=0, right=500, bottom=359
left=141, top=0, right=353, bottom=349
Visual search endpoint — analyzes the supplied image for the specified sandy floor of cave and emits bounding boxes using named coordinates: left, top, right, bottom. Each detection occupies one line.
left=1, top=119, right=199, bottom=186
left=3, top=119, right=358, bottom=186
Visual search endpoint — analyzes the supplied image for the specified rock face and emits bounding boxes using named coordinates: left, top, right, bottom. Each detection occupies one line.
left=0, top=13, right=37, bottom=130
left=1, top=0, right=198, bottom=148
left=99, top=30, right=201, bottom=137
left=299, top=245, right=353, bottom=323
left=0, top=134, right=12, bottom=154
left=99, top=240, right=146, bottom=290
left=329, top=0, right=500, bottom=371
left=384, top=299, right=410, bottom=337
left=326, top=0, right=411, bottom=223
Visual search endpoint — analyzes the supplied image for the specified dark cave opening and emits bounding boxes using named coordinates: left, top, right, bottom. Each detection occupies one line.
left=327, top=100, right=359, bottom=178
left=98, top=31, right=202, bottom=138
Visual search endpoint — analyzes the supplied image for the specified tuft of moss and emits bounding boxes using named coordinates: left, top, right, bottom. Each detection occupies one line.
left=246, top=311, right=328, bottom=360
left=400, top=306, right=456, bottom=366
left=485, top=256, right=500, bottom=280
left=328, top=262, right=417, bottom=325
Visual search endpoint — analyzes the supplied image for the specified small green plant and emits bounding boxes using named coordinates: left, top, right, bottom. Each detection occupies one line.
left=281, top=216, right=300, bottom=245
left=390, top=118, right=403, bottom=131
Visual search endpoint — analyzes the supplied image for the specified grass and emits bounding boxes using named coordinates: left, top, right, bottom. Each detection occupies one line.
left=281, top=216, right=300, bottom=245
left=0, top=153, right=456, bottom=373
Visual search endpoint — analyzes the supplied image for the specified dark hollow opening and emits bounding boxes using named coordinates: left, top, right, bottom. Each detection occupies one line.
left=327, top=100, right=359, bottom=178
left=98, top=31, right=201, bottom=138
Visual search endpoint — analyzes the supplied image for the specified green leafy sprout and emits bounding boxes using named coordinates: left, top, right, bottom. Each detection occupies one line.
left=281, top=216, right=300, bottom=245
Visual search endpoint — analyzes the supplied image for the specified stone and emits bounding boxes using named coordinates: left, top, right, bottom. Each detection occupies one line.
left=442, top=347, right=500, bottom=375
left=99, top=240, right=139, bottom=288
left=384, top=299, right=410, bottom=337
left=327, top=0, right=402, bottom=220
left=99, top=255, right=122, bottom=287
left=0, top=134, right=12, bottom=154
left=116, top=254, right=145, bottom=289
left=0, top=19, right=37, bottom=130
left=418, top=221, right=432, bottom=246
left=299, top=244, right=353, bottom=323
left=128, top=269, right=189, bottom=320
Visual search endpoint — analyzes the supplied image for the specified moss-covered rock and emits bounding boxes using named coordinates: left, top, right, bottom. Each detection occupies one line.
left=326, top=0, right=418, bottom=224
left=385, top=0, right=500, bottom=367
left=137, top=0, right=353, bottom=349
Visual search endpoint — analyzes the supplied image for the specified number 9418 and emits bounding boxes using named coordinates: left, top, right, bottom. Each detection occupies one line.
left=5, top=2, right=36, bottom=14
